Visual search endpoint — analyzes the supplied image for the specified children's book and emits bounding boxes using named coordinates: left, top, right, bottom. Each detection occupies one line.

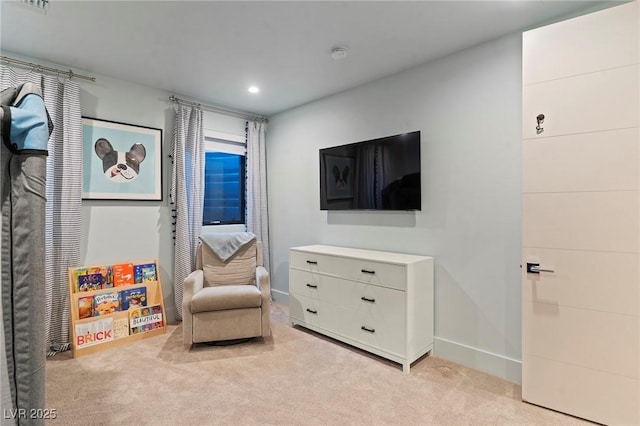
left=78, top=273, right=103, bottom=292
left=134, top=262, right=156, bottom=284
left=142, top=266, right=157, bottom=282
left=88, top=265, right=113, bottom=289
left=113, top=263, right=134, bottom=287
left=120, top=287, right=147, bottom=311
left=78, top=295, right=94, bottom=319
left=113, top=318, right=130, bottom=339
left=75, top=317, right=113, bottom=349
left=150, top=304, right=164, bottom=329
left=128, top=307, right=144, bottom=334
left=93, top=291, right=120, bottom=316
left=72, top=267, right=88, bottom=292
left=129, top=304, right=163, bottom=334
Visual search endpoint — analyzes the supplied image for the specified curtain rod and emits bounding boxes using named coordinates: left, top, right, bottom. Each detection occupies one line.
left=1, top=55, right=96, bottom=82
left=169, top=95, right=267, bottom=123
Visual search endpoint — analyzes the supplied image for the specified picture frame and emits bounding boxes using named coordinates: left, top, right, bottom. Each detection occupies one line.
left=82, top=117, right=162, bottom=201
left=324, top=154, right=354, bottom=200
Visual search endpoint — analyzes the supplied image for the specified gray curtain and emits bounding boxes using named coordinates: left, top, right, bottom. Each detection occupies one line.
left=355, top=143, right=385, bottom=209
left=0, top=65, right=82, bottom=356
left=246, top=121, right=270, bottom=272
left=41, top=75, right=82, bottom=354
left=171, top=105, right=204, bottom=321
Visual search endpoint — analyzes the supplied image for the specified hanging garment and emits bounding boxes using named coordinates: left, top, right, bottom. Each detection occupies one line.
left=1, top=82, right=53, bottom=426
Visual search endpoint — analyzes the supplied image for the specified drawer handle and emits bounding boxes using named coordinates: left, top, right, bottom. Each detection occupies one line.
left=361, top=296, right=375, bottom=303
left=361, top=269, right=375, bottom=274
left=306, top=260, right=318, bottom=265
left=306, top=283, right=318, bottom=289
left=306, top=308, right=318, bottom=314
left=361, top=326, right=375, bottom=333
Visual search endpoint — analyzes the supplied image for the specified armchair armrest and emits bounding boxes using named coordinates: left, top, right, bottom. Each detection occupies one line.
left=255, top=266, right=270, bottom=300
left=256, top=266, right=271, bottom=337
left=182, top=269, right=203, bottom=345
left=184, top=269, right=204, bottom=304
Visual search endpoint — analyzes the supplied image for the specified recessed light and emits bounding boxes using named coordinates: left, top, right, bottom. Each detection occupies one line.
left=330, top=47, right=348, bottom=60
left=248, top=86, right=260, bottom=94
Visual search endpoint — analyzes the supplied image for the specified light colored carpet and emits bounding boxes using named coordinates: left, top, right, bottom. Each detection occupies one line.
left=45, top=302, right=590, bottom=425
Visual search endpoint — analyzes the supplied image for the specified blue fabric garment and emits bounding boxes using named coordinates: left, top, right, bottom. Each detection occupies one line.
left=7, top=94, right=50, bottom=153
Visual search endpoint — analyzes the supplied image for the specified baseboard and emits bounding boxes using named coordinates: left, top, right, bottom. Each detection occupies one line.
left=271, top=289, right=289, bottom=305
left=433, top=336, right=522, bottom=384
left=164, top=305, right=178, bottom=324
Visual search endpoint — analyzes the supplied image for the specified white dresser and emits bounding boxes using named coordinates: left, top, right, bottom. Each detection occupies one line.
left=288, top=245, right=434, bottom=373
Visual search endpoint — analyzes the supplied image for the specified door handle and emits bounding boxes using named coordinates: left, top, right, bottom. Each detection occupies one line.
left=526, top=262, right=555, bottom=274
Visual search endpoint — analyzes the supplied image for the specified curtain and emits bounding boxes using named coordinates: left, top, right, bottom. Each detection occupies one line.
left=170, top=105, right=204, bottom=321
left=41, top=75, right=82, bottom=354
left=0, top=66, right=82, bottom=356
left=246, top=121, right=270, bottom=272
left=355, top=143, right=385, bottom=209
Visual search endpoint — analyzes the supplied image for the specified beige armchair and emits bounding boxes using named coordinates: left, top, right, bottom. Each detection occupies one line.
left=182, top=239, right=271, bottom=345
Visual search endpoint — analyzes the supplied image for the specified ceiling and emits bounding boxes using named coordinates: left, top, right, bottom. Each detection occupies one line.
left=0, top=1, right=621, bottom=117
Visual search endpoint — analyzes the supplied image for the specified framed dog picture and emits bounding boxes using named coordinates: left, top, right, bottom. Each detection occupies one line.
left=82, top=117, right=162, bottom=200
left=324, top=154, right=354, bottom=200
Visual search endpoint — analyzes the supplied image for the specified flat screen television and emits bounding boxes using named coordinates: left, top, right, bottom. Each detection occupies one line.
left=320, top=131, right=421, bottom=211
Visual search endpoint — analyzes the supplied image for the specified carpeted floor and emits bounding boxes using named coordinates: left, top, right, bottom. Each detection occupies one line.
left=45, top=302, right=591, bottom=425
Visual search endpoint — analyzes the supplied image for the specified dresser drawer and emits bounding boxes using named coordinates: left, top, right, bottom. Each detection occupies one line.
left=290, top=269, right=407, bottom=313
left=334, top=278, right=406, bottom=313
left=335, top=305, right=406, bottom=356
left=289, top=293, right=340, bottom=331
left=290, top=250, right=333, bottom=273
left=290, top=250, right=407, bottom=290
left=289, top=268, right=336, bottom=301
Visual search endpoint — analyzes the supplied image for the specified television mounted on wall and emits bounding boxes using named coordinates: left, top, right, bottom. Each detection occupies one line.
left=319, top=131, right=421, bottom=211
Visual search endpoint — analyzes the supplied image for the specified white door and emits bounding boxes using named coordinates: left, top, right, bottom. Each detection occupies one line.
left=521, top=2, right=640, bottom=424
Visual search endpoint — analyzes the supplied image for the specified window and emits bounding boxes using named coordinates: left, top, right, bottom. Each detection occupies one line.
left=202, top=134, right=246, bottom=225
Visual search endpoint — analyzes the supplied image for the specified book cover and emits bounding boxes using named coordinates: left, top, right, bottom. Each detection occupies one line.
left=120, top=287, right=147, bottom=311
left=78, top=295, right=94, bottom=319
left=88, top=265, right=113, bottom=289
left=78, top=273, right=103, bottom=292
left=113, top=318, right=130, bottom=339
left=75, top=317, right=113, bottom=349
left=134, top=262, right=156, bottom=284
left=150, top=304, right=164, bottom=329
left=129, top=304, right=163, bottom=334
left=113, top=263, right=134, bottom=287
left=93, top=291, right=120, bottom=316
left=128, top=307, right=143, bottom=334
left=142, top=266, right=157, bottom=282
left=72, top=267, right=88, bottom=293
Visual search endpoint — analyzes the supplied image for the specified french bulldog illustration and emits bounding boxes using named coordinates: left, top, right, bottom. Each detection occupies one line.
left=94, top=138, right=146, bottom=183
left=332, top=164, right=350, bottom=189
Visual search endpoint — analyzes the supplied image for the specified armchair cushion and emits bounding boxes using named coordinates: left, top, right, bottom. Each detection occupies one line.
left=201, top=241, right=257, bottom=286
left=190, top=285, right=262, bottom=313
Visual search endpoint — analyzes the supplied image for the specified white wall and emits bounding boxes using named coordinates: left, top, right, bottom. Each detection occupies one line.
left=79, top=76, right=246, bottom=323
left=266, top=34, right=523, bottom=382
left=77, top=71, right=177, bottom=321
